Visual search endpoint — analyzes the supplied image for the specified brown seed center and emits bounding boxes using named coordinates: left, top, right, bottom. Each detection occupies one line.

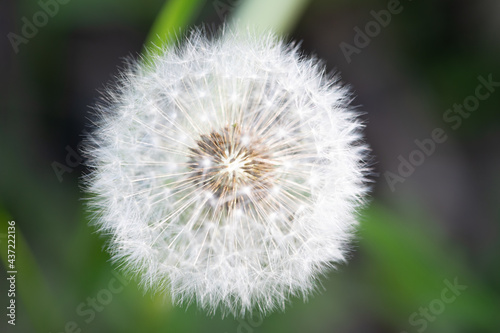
left=188, top=124, right=273, bottom=207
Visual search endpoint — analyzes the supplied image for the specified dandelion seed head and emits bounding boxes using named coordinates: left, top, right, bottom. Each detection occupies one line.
left=84, top=27, right=370, bottom=317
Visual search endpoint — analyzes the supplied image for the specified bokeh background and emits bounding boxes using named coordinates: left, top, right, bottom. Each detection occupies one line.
left=1, top=0, right=499, bottom=332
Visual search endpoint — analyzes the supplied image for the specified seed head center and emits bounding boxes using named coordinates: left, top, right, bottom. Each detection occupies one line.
left=221, top=151, right=248, bottom=176
left=188, top=125, right=273, bottom=207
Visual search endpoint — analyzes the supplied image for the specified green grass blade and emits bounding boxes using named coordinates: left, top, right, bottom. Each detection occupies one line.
left=143, top=0, right=206, bottom=60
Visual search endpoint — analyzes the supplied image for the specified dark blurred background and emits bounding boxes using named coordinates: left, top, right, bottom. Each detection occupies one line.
left=1, top=0, right=499, bottom=332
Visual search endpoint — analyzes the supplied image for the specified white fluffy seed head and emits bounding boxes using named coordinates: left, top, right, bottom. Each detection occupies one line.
left=83, top=27, right=370, bottom=317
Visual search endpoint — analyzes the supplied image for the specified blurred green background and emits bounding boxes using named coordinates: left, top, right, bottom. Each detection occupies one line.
left=1, top=0, right=499, bottom=332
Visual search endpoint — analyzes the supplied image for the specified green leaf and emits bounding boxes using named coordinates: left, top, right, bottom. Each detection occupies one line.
left=143, top=0, right=207, bottom=60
